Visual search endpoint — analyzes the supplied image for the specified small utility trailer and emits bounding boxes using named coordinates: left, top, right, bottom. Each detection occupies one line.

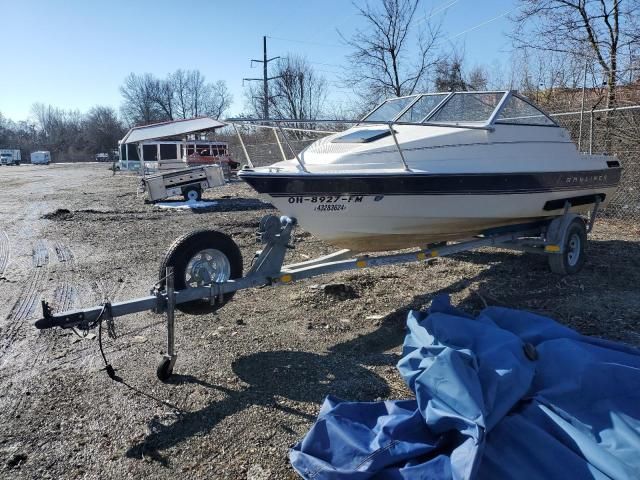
left=36, top=201, right=599, bottom=382
left=118, top=117, right=229, bottom=201
left=141, top=164, right=226, bottom=202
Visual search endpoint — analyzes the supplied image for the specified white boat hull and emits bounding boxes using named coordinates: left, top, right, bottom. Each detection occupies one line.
left=262, top=187, right=617, bottom=251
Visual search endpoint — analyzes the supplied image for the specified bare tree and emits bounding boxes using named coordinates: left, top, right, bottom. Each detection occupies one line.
left=31, top=103, right=84, bottom=151
left=340, top=0, right=441, bottom=106
left=171, top=69, right=190, bottom=119
left=152, top=79, right=176, bottom=120
left=120, top=70, right=232, bottom=125
left=512, top=0, right=640, bottom=109
left=204, top=80, right=233, bottom=119
left=84, top=106, right=125, bottom=153
left=119, top=73, right=165, bottom=126
left=185, top=70, right=206, bottom=117
left=466, top=66, right=489, bottom=91
left=245, top=55, right=327, bottom=121
left=507, top=48, right=586, bottom=108
left=434, top=52, right=467, bottom=91
left=271, top=56, right=327, bottom=121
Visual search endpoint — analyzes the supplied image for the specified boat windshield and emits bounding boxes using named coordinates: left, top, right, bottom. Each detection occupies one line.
left=396, top=94, right=448, bottom=122
left=361, top=91, right=556, bottom=126
left=363, top=96, right=417, bottom=122
left=495, top=95, right=556, bottom=126
left=428, top=92, right=504, bottom=123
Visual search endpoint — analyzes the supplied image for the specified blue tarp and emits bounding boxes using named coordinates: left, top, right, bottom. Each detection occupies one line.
left=290, top=295, right=640, bottom=479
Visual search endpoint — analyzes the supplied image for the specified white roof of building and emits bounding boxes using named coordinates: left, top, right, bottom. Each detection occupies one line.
left=120, top=117, right=227, bottom=144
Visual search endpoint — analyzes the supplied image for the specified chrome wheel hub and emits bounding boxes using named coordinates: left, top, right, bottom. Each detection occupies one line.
left=567, top=233, right=581, bottom=267
left=185, top=249, right=231, bottom=287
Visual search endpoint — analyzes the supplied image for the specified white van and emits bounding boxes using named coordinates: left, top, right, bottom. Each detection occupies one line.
left=31, top=151, right=51, bottom=165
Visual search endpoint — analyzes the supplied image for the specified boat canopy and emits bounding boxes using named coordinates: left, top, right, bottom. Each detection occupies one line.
left=362, top=91, right=557, bottom=127
left=121, top=117, right=227, bottom=144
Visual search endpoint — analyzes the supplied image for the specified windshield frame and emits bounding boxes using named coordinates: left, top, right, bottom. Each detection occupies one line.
left=396, top=93, right=452, bottom=123
left=358, top=90, right=559, bottom=129
left=360, top=94, right=421, bottom=123
left=493, top=93, right=559, bottom=127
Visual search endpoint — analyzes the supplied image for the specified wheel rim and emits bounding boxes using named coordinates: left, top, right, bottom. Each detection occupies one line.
left=566, top=233, right=581, bottom=267
left=185, top=248, right=231, bottom=287
left=187, top=189, right=199, bottom=201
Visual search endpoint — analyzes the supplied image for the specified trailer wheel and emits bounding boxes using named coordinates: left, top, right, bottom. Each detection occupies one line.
left=548, top=218, right=587, bottom=275
left=159, top=230, right=243, bottom=315
left=182, top=186, right=201, bottom=202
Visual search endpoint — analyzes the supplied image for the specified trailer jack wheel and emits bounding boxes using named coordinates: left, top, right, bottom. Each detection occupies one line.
left=157, top=356, right=175, bottom=381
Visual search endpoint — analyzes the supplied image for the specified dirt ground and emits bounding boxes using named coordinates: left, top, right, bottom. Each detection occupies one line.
left=0, top=163, right=639, bottom=479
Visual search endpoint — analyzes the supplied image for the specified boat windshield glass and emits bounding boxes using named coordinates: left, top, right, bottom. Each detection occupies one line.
left=397, top=94, right=448, bottom=122
left=363, top=96, right=417, bottom=122
left=428, top=92, right=504, bottom=123
left=496, top=95, right=556, bottom=126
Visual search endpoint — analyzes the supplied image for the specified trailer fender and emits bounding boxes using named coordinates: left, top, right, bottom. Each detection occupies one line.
left=545, top=213, right=582, bottom=253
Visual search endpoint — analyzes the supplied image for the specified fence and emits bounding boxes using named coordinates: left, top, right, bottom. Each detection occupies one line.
left=227, top=106, right=640, bottom=223
left=551, top=106, right=640, bottom=222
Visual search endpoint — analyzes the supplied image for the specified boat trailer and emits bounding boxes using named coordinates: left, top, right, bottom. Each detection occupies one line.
left=35, top=204, right=599, bottom=381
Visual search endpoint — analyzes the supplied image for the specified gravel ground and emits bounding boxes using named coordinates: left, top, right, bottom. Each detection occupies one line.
left=1, top=163, right=639, bottom=479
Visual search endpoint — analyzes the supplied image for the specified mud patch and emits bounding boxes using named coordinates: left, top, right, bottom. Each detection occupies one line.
left=42, top=208, right=72, bottom=220
left=42, top=208, right=118, bottom=221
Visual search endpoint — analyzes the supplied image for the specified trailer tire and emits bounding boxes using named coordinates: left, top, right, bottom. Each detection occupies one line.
left=159, top=230, right=243, bottom=315
left=183, top=186, right=201, bottom=202
left=547, top=218, right=587, bottom=275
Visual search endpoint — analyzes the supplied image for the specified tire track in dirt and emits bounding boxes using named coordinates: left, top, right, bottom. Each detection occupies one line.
left=52, top=241, right=77, bottom=312
left=7, top=241, right=81, bottom=416
left=0, top=231, right=9, bottom=277
left=0, top=242, right=49, bottom=360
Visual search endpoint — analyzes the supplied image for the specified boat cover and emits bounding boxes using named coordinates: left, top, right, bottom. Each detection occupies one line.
left=290, top=295, right=640, bottom=479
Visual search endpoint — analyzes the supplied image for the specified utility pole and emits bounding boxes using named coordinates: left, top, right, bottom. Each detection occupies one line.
left=243, top=36, right=280, bottom=120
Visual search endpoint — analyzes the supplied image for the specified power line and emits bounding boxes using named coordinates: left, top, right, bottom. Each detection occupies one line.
left=281, top=56, right=344, bottom=69
left=412, top=0, right=460, bottom=27
left=447, top=7, right=518, bottom=40
left=306, top=60, right=344, bottom=69
left=267, top=35, right=345, bottom=49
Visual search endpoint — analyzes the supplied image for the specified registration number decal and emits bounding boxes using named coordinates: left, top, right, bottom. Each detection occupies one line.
left=286, top=195, right=371, bottom=213
left=287, top=195, right=365, bottom=204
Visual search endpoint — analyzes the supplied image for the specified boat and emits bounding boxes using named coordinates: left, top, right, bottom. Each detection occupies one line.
left=237, top=91, right=621, bottom=252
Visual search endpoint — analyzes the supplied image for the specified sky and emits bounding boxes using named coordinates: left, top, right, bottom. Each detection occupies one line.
left=0, top=0, right=518, bottom=122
